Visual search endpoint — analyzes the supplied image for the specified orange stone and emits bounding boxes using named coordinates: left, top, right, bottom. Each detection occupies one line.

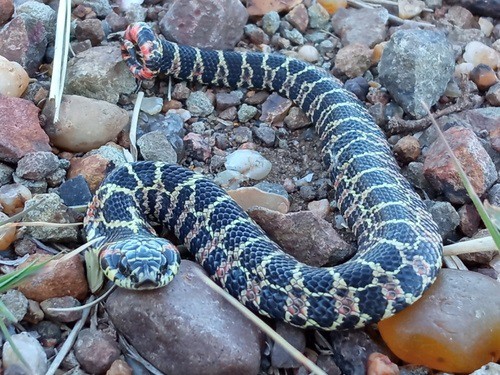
left=16, top=254, right=89, bottom=302
left=318, top=0, right=347, bottom=14
left=378, top=269, right=500, bottom=373
left=246, top=0, right=302, bottom=16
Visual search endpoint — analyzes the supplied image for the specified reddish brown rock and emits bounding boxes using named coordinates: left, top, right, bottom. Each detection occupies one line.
left=74, top=329, right=120, bottom=374
left=450, top=107, right=500, bottom=153
left=247, top=0, right=302, bottom=16
left=0, top=0, right=14, bottom=26
left=458, top=204, right=481, bottom=237
left=40, top=296, right=82, bottom=323
left=286, top=4, right=309, bottom=33
left=159, top=0, right=248, bottom=49
left=248, top=207, right=354, bottom=266
left=183, top=133, right=211, bottom=161
left=68, top=154, right=110, bottom=192
left=423, top=127, right=496, bottom=204
left=106, top=261, right=263, bottom=375
left=75, top=18, right=105, bottom=46
left=334, top=43, right=373, bottom=78
left=260, top=93, right=293, bottom=125
left=0, top=15, right=47, bottom=76
left=393, top=135, right=421, bottom=164
left=16, top=254, right=89, bottom=302
left=0, top=96, right=51, bottom=163
left=107, top=359, right=133, bottom=375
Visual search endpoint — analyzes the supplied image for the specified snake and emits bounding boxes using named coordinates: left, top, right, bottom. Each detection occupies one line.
left=84, top=22, right=443, bottom=330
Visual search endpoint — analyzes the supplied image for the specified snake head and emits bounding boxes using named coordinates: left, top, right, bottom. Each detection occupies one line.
left=121, top=22, right=164, bottom=80
left=99, top=237, right=180, bottom=290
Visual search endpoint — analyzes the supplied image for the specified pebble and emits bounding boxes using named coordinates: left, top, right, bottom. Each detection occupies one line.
left=15, top=151, right=59, bottom=181
left=107, top=359, right=133, bottom=375
left=0, top=0, right=14, bottom=26
left=398, top=0, right=426, bottom=19
left=225, top=149, right=272, bottom=180
left=0, top=96, right=51, bottom=163
left=214, top=169, right=247, bottom=189
left=470, top=63, right=498, bottom=90
left=458, top=203, right=481, bottom=237
left=271, top=322, right=306, bottom=368
left=186, top=91, right=214, bottom=117
left=331, top=7, right=389, bottom=48
left=24, top=299, right=44, bottom=324
left=0, top=163, right=13, bottom=185
left=0, top=183, right=32, bottom=215
left=260, top=93, right=293, bottom=124
left=318, top=0, right=347, bottom=14
left=285, top=4, right=308, bottom=33
left=107, top=261, right=263, bottom=375
left=227, top=186, right=290, bottom=213
left=307, top=2, right=331, bottom=29
left=297, top=45, right=320, bottom=63
left=247, top=0, right=301, bottom=16
left=237, top=103, right=258, bottom=122
left=75, top=18, right=105, bottom=46
left=366, top=353, right=399, bottom=375
left=2, top=332, right=47, bottom=375
left=160, top=0, right=248, bottom=49
left=0, top=15, right=48, bottom=76
left=140, top=96, right=163, bottom=115
left=17, top=253, right=88, bottom=302
left=329, top=330, right=390, bottom=374
left=244, top=24, right=269, bottom=45
left=426, top=200, right=460, bottom=240
left=74, top=329, right=121, bottom=374
left=68, top=154, right=110, bottom=193
left=378, top=269, right=500, bottom=373
left=284, top=107, right=311, bottom=130
left=0, top=289, right=28, bottom=322
left=334, top=43, right=373, bottom=78
left=34, top=320, right=62, bottom=347
left=21, top=193, right=79, bottom=242
left=0, top=212, right=16, bottom=250
left=393, top=135, right=421, bottom=164
left=471, top=363, right=500, bottom=375
left=183, top=132, right=211, bottom=161
left=58, top=175, right=93, bottom=206
left=446, top=5, right=477, bottom=29
left=0, top=56, right=29, bottom=97
left=43, top=95, right=129, bottom=153
left=262, top=11, right=280, bottom=35
left=137, top=130, right=178, bottom=163
left=486, top=82, right=500, bottom=106
left=215, top=91, right=242, bottom=111
left=463, top=41, right=500, bottom=69
left=248, top=207, right=354, bottom=266
left=379, top=29, right=455, bottom=118
left=423, top=127, right=496, bottom=204
left=40, top=296, right=82, bottom=322
left=253, top=124, right=276, bottom=146
left=66, top=45, right=136, bottom=103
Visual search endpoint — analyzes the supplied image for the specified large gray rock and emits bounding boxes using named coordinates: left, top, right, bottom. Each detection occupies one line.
left=159, top=0, right=248, bottom=49
left=65, top=44, right=136, bottom=103
left=379, top=29, right=454, bottom=119
left=106, top=261, right=263, bottom=375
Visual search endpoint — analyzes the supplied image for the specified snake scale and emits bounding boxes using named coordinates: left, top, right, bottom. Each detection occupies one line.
left=84, top=22, right=443, bottom=330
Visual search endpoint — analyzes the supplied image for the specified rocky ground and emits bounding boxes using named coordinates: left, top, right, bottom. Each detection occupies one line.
left=0, top=0, right=499, bottom=374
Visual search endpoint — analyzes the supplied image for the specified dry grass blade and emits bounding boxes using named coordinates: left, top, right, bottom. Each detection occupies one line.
left=4, top=221, right=81, bottom=229
left=443, top=255, right=468, bottom=270
left=48, top=0, right=71, bottom=122
left=55, top=236, right=105, bottom=264
left=444, top=236, right=497, bottom=256
left=421, top=102, right=500, bottom=251
left=128, top=91, right=144, bottom=163
left=193, top=267, right=328, bottom=375
left=45, top=296, right=95, bottom=375
left=46, top=286, right=116, bottom=313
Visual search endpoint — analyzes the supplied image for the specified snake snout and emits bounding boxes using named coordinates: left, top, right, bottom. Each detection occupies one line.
left=99, top=237, right=181, bottom=290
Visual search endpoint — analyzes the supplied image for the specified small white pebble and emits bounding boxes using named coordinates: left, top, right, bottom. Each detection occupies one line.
left=454, top=62, right=475, bottom=77
left=3, top=332, right=47, bottom=375
left=298, top=45, right=320, bottom=63
left=214, top=170, right=247, bottom=189
left=225, top=150, right=272, bottom=180
left=398, top=0, right=425, bottom=19
left=140, top=96, right=163, bottom=115
left=463, top=41, right=500, bottom=69
left=478, top=17, right=494, bottom=37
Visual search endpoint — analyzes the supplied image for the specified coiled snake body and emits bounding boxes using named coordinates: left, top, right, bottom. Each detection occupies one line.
left=84, top=23, right=442, bottom=330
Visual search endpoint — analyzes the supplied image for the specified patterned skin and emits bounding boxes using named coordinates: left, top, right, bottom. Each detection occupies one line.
left=84, top=23, right=443, bottom=330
